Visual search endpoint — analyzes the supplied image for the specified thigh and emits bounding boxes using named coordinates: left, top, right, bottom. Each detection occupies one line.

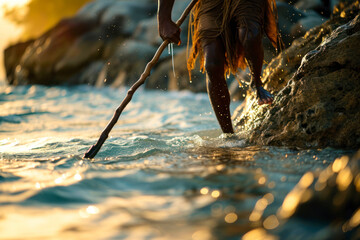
left=202, top=37, right=226, bottom=66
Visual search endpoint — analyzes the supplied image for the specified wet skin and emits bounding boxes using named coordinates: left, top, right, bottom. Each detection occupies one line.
left=158, top=0, right=273, bottom=133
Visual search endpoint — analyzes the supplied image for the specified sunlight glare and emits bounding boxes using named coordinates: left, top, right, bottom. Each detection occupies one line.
left=0, top=0, right=30, bottom=12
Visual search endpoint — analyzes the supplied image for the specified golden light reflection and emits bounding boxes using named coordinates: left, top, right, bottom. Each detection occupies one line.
left=86, top=205, right=100, bottom=215
left=211, top=190, right=221, bottom=199
left=278, top=171, right=315, bottom=218
left=200, top=187, right=209, bottom=195
left=215, top=164, right=225, bottom=171
left=242, top=228, right=278, bottom=240
left=263, top=193, right=274, bottom=204
left=348, top=208, right=360, bottom=228
left=263, top=215, right=279, bottom=230
left=278, top=191, right=301, bottom=219
left=0, top=0, right=30, bottom=15
left=74, top=173, right=82, bottom=181
left=192, top=229, right=212, bottom=240
left=332, top=156, right=349, bottom=173
left=249, top=211, right=262, bottom=222
left=258, top=176, right=266, bottom=185
left=315, top=166, right=333, bottom=191
left=249, top=197, right=269, bottom=222
left=79, top=205, right=100, bottom=218
left=343, top=208, right=360, bottom=232
left=336, top=167, right=353, bottom=191
left=255, top=198, right=269, bottom=211
left=355, top=173, right=360, bottom=192
left=224, top=213, right=238, bottom=223
left=298, top=172, right=314, bottom=189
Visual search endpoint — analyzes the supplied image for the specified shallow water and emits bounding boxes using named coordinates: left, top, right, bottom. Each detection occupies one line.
left=0, top=81, right=352, bottom=239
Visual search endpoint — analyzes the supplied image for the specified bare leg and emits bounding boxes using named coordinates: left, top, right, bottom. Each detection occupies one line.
left=203, top=38, right=234, bottom=133
left=239, top=21, right=273, bottom=105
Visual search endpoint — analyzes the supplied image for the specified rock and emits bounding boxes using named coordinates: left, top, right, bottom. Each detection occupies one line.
left=95, top=40, right=157, bottom=87
left=133, top=17, right=162, bottom=46
left=77, top=0, right=156, bottom=25
left=19, top=17, right=98, bottom=85
left=4, top=0, right=157, bottom=86
left=76, top=61, right=105, bottom=85
left=54, top=30, right=104, bottom=74
left=3, top=39, right=34, bottom=85
left=233, top=2, right=360, bottom=149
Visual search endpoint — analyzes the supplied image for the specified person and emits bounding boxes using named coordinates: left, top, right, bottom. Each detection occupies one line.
left=158, top=0, right=282, bottom=134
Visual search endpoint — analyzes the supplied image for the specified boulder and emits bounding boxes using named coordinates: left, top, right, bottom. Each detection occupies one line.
left=95, top=40, right=157, bottom=87
left=3, top=39, right=34, bottom=85
left=4, top=0, right=157, bottom=86
left=17, top=17, right=98, bottom=85
left=233, top=3, right=360, bottom=149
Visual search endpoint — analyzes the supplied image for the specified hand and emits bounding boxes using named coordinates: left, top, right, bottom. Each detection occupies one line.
left=158, top=19, right=181, bottom=45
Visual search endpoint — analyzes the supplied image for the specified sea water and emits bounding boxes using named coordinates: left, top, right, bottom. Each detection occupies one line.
left=0, top=81, right=352, bottom=239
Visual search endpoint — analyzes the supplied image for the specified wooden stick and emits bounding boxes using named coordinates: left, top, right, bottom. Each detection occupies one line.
left=84, top=0, right=198, bottom=158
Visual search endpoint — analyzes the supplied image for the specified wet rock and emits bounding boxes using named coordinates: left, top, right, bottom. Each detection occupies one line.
left=4, top=0, right=157, bottom=86
left=95, top=40, right=157, bottom=87
left=233, top=2, right=360, bottom=149
left=3, top=39, right=34, bottom=85
left=133, top=17, right=161, bottom=46
left=76, top=61, right=105, bottom=85
left=18, top=17, right=98, bottom=85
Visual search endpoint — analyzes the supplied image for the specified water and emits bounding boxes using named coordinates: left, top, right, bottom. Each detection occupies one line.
left=0, top=81, right=352, bottom=239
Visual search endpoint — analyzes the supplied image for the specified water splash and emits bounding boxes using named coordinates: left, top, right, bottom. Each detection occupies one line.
left=168, top=43, right=176, bottom=77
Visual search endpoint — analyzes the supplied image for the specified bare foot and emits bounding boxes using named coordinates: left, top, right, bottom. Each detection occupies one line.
left=256, top=86, right=273, bottom=105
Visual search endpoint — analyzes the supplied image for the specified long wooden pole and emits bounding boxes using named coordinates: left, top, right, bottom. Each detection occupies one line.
left=84, top=0, right=198, bottom=158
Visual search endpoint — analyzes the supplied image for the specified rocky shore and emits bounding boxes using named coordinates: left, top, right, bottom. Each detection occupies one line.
left=4, top=0, right=359, bottom=150
left=233, top=0, right=360, bottom=149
